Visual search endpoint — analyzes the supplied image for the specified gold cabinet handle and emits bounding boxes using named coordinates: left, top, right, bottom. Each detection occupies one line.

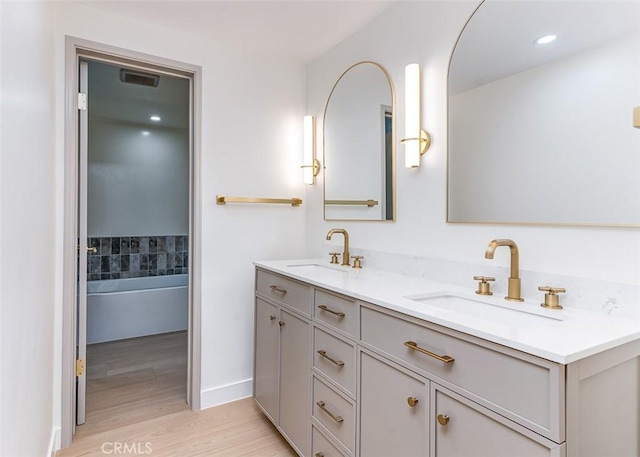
left=269, top=315, right=276, bottom=321
left=315, top=453, right=325, bottom=457
left=316, top=400, right=344, bottom=423
left=317, top=349, right=345, bottom=367
left=269, top=285, right=287, bottom=295
left=279, top=321, right=285, bottom=327
left=317, top=304, right=345, bottom=318
left=407, top=396, right=419, bottom=408
left=87, top=246, right=98, bottom=253
left=404, top=341, right=454, bottom=364
left=437, top=414, right=450, bottom=426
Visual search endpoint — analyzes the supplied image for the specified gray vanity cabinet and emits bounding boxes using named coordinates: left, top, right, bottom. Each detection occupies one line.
left=254, top=269, right=312, bottom=457
left=254, top=298, right=280, bottom=423
left=254, top=265, right=640, bottom=457
left=359, top=350, right=429, bottom=457
left=431, top=384, right=562, bottom=457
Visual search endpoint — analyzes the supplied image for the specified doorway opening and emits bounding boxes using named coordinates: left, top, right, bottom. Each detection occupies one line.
left=62, top=38, right=202, bottom=448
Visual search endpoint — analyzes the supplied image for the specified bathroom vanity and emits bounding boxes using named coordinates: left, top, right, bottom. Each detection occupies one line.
left=253, top=260, right=640, bottom=457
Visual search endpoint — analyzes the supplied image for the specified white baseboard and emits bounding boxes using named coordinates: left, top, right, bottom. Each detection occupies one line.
left=48, top=427, right=61, bottom=457
left=200, top=378, right=252, bottom=410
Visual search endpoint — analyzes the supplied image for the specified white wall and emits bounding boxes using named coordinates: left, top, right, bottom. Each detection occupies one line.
left=0, top=2, right=56, bottom=456
left=88, top=120, right=189, bottom=236
left=305, top=1, right=640, bottom=285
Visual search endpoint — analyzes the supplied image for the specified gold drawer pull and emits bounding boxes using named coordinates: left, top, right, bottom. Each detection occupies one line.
left=315, top=453, right=325, bottom=457
left=437, top=414, right=450, bottom=426
left=269, top=285, right=287, bottom=295
left=316, top=400, right=344, bottom=423
left=317, top=349, right=345, bottom=367
left=317, top=304, right=345, bottom=318
left=407, top=396, right=419, bottom=408
left=404, top=341, right=454, bottom=364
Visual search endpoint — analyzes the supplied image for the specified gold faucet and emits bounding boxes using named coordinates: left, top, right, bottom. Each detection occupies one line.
left=484, top=239, right=523, bottom=302
left=326, top=229, right=350, bottom=266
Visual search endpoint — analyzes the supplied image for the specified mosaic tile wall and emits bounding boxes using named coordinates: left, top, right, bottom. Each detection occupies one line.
left=87, top=235, right=188, bottom=280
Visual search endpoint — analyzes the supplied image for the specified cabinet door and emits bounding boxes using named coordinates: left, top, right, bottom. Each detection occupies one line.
left=360, top=351, right=429, bottom=457
left=254, top=298, right=280, bottom=423
left=432, top=385, right=563, bottom=457
left=280, top=308, right=311, bottom=456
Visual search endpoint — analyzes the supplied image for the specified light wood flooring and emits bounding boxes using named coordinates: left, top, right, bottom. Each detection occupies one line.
left=57, top=331, right=295, bottom=457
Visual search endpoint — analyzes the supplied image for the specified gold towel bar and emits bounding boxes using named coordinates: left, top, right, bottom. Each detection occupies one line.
left=216, top=195, right=302, bottom=207
left=325, top=199, right=378, bottom=207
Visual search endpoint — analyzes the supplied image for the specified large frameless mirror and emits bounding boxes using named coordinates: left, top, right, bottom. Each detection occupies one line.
left=448, top=1, right=640, bottom=226
left=324, top=61, right=395, bottom=221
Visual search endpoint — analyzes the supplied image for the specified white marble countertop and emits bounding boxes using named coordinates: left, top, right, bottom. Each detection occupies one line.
left=254, top=258, right=640, bottom=364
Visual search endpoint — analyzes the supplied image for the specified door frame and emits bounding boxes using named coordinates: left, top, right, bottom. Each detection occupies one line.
left=61, top=36, right=203, bottom=448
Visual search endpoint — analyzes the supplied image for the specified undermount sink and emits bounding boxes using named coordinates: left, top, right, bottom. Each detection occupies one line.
left=405, top=292, right=564, bottom=325
left=286, top=263, right=347, bottom=273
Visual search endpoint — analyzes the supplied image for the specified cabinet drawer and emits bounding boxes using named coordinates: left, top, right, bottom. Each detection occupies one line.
left=312, top=425, right=348, bottom=457
left=433, top=384, right=564, bottom=457
left=360, top=306, right=563, bottom=441
left=313, top=326, right=356, bottom=398
left=314, top=289, right=357, bottom=337
left=313, top=376, right=356, bottom=454
left=256, top=269, right=311, bottom=316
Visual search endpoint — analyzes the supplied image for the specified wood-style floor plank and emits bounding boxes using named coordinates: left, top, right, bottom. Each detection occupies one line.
left=57, top=332, right=295, bottom=456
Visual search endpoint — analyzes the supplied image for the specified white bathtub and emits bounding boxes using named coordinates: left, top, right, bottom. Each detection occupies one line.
left=87, top=274, right=188, bottom=344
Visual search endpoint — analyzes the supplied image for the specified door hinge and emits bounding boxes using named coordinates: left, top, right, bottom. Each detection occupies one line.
left=77, top=92, right=87, bottom=111
left=76, top=359, right=85, bottom=377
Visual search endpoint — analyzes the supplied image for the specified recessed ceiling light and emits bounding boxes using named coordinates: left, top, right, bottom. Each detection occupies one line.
left=142, top=131, right=150, bottom=136
left=149, top=115, right=161, bottom=122
left=535, top=35, right=557, bottom=45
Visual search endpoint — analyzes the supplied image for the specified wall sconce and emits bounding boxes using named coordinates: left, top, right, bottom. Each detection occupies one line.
left=301, top=115, right=320, bottom=184
left=401, top=63, right=431, bottom=168
left=634, top=107, right=639, bottom=129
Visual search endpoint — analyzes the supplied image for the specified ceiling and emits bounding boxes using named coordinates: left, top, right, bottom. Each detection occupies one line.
left=88, top=60, right=190, bottom=129
left=76, top=0, right=396, bottom=64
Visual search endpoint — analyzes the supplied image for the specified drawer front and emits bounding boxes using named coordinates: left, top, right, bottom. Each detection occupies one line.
left=313, top=326, right=356, bottom=398
left=314, top=290, right=357, bottom=337
left=256, top=269, right=311, bottom=316
left=433, top=384, right=564, bottom=457
left=312, top=425, right=348, bottom=457
left=360, top=306, right=562, bottom=441
left=313, top=376, right=356, bottom=454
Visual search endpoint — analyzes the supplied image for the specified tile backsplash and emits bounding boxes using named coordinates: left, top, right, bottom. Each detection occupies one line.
left=87, top=235, right=188, bottom=280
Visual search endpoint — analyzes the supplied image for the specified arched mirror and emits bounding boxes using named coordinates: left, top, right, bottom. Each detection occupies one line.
left=324, top=61, right=395, bottom=221
left=448, top=1, right=640, bottom=226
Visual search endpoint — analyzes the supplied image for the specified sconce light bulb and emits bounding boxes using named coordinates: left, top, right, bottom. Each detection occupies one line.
left=303, top=115, right=316, bottom=184
left=404, top=63, right=422, bottom=168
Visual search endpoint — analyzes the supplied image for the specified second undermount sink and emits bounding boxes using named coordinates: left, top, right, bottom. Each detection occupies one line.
left=405, top=292, right=565, bottom=325
left=286, top=263, right=347, bottom=273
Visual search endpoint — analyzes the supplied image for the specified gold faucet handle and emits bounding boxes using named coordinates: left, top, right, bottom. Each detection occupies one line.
left=329, top=252, right=340, bottom=264
left=351, top=255, right=364, bottom=269
left=473, top=276, right=495, bottom=296
left=538, top=286, right=566, bottom=310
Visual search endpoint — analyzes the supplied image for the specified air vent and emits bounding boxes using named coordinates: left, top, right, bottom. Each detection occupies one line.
left=119, top=69, right=160, bottom=87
